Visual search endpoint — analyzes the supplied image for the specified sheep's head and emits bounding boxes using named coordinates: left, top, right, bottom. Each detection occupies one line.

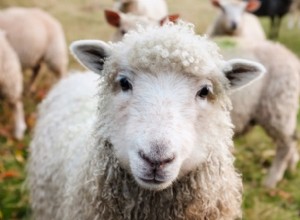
left=71, top=22, right=265, bottom=191
left=104, top=10, right=179, bottom=41
left=211, top=0, right=261, bottom=34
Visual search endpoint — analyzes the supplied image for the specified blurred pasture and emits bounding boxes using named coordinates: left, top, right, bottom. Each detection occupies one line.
left=0, top=0, right=300, bottom=219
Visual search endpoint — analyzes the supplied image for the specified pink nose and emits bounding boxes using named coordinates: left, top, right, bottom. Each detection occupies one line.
left=139, top=151, right=175, bottom=169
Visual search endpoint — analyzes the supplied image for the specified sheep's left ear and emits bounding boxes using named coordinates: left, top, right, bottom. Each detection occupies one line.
left=224, top=59, right=266, bottom=91
left=70, top=40, right=112, bottom=75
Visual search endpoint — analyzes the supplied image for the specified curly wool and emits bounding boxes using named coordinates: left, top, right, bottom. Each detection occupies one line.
left=110, top=22, right=225, bottom=77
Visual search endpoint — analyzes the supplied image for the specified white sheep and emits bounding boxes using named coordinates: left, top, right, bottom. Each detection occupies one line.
left=206, top=0, right=266, bottom=40
left=0, top=7, right=68, bottom=91
left=0, top=30, right=26, bottom=140
left=113, top=0, right=168, bottom=21
left=28, top=22, right=266, bottom=219
left=215, top=36, right=300, bottom=188
left=104, top=9, right=179, bottom=41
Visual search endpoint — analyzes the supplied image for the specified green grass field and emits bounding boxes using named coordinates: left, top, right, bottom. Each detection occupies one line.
left=0, top=0, right=300, bottom=219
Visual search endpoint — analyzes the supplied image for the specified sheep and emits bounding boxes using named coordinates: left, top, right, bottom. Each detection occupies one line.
left=28, top=22, right=266, bottom=220
left=0, top=30, right=26, bottom=140
left=0, top=7, right=68, bottom=91
left=252, top=0, right=293, bottom=39
left=105, top=9, right=179, bottom=41
left=288, top=0, right=300, bottom=29
left=214, top=36, right=300, bottom=188
left=206, top=0, right=266, bottom=40
left=113, top=0, right=168, bottom=21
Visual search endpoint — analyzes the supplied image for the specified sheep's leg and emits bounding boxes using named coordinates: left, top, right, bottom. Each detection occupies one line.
left=288, top=13, right=297, bottom=29
left=258, top=98, right=298, bottom=188
left=12, top=100, right=26, bottom=140
left=287, top=132, right=299, bottom=171
left=268, top=16, right=276, bottom=39
left=263, top=136, right=296, bottom=188
left=274, top=17, right=282, bottom=39
left=288, top=15, right=295, bottom=29
left=288, top=146, right=299, bottom=171
left=29, top=63, right=41, bottom=93
left=269, top=16, right=281, bottom=39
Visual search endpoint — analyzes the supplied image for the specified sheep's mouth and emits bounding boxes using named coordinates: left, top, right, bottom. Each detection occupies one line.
left=138, top=177, right=166, bottom=184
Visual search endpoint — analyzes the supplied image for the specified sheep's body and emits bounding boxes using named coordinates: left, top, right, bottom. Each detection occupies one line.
left=29, top=23, right=266, bottom=219
left=114, top=0, right=168, bottom=21
left=0, top=31, right=26, bottom=140
left=206, top=0, right=266, bottom=40
left=29, top=71, right=99, bottom=218
left=215, top=37, right=300, bottom=187
left=0, top=7, right=68, bottom=89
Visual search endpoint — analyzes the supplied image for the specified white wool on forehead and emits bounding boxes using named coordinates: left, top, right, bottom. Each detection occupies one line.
left=111, top=22, right=225, bottom=75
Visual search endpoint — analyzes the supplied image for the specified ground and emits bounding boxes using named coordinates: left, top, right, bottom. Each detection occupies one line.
left=0, top=0, right=300, bottom=219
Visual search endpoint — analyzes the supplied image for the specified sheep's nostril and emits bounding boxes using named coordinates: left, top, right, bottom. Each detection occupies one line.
left=160, top=156, right=175, bottom=166
left=139, top=151, right=152, bottom=165
left=139, top=151, right=175, bottom=168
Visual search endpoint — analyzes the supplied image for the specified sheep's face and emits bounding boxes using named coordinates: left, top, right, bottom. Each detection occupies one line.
left=212, top=0, right=261, bottom=34
left=107, top=70, right=222, bottom=190
left=70, top=25, right=265, bottom=190
left=220, top=1, right=247, bottom=33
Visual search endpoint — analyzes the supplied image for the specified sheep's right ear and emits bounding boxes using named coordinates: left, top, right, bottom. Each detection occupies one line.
left=224, top=59, right=266, bottom=91
left=70, top=40, right=112, bottom=75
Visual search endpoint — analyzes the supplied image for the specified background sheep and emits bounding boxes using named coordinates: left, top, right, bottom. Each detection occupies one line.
left=206, top=0, right=266, bottom=40
left=214, top=36, right=300, bottom=188
left=0, top=30, right=26, bottom=140
left=208, top=0, right=300, bottom=187
left=28, top=22, right=265, bottom=220
left=104, top=9, right=179, bottom=41
left=113, top=0, right=168, bottom=21
left=0, top=7, right=68, bottom=91
left=252, top=0, right=293, bottom=39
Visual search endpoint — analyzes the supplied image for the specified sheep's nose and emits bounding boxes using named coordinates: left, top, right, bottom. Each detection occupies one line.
left=231, top=21, right=237, bottom=30
left=139, top=151, right=175, bottom=169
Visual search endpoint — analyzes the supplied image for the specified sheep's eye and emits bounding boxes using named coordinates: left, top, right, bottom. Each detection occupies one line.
left=197, top=86, right=210, bottom=98
left=119, top=77, right=132, bottom=92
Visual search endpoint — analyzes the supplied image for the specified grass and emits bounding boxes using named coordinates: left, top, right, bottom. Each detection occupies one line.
left=0, top=0, right=300, bottom=219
